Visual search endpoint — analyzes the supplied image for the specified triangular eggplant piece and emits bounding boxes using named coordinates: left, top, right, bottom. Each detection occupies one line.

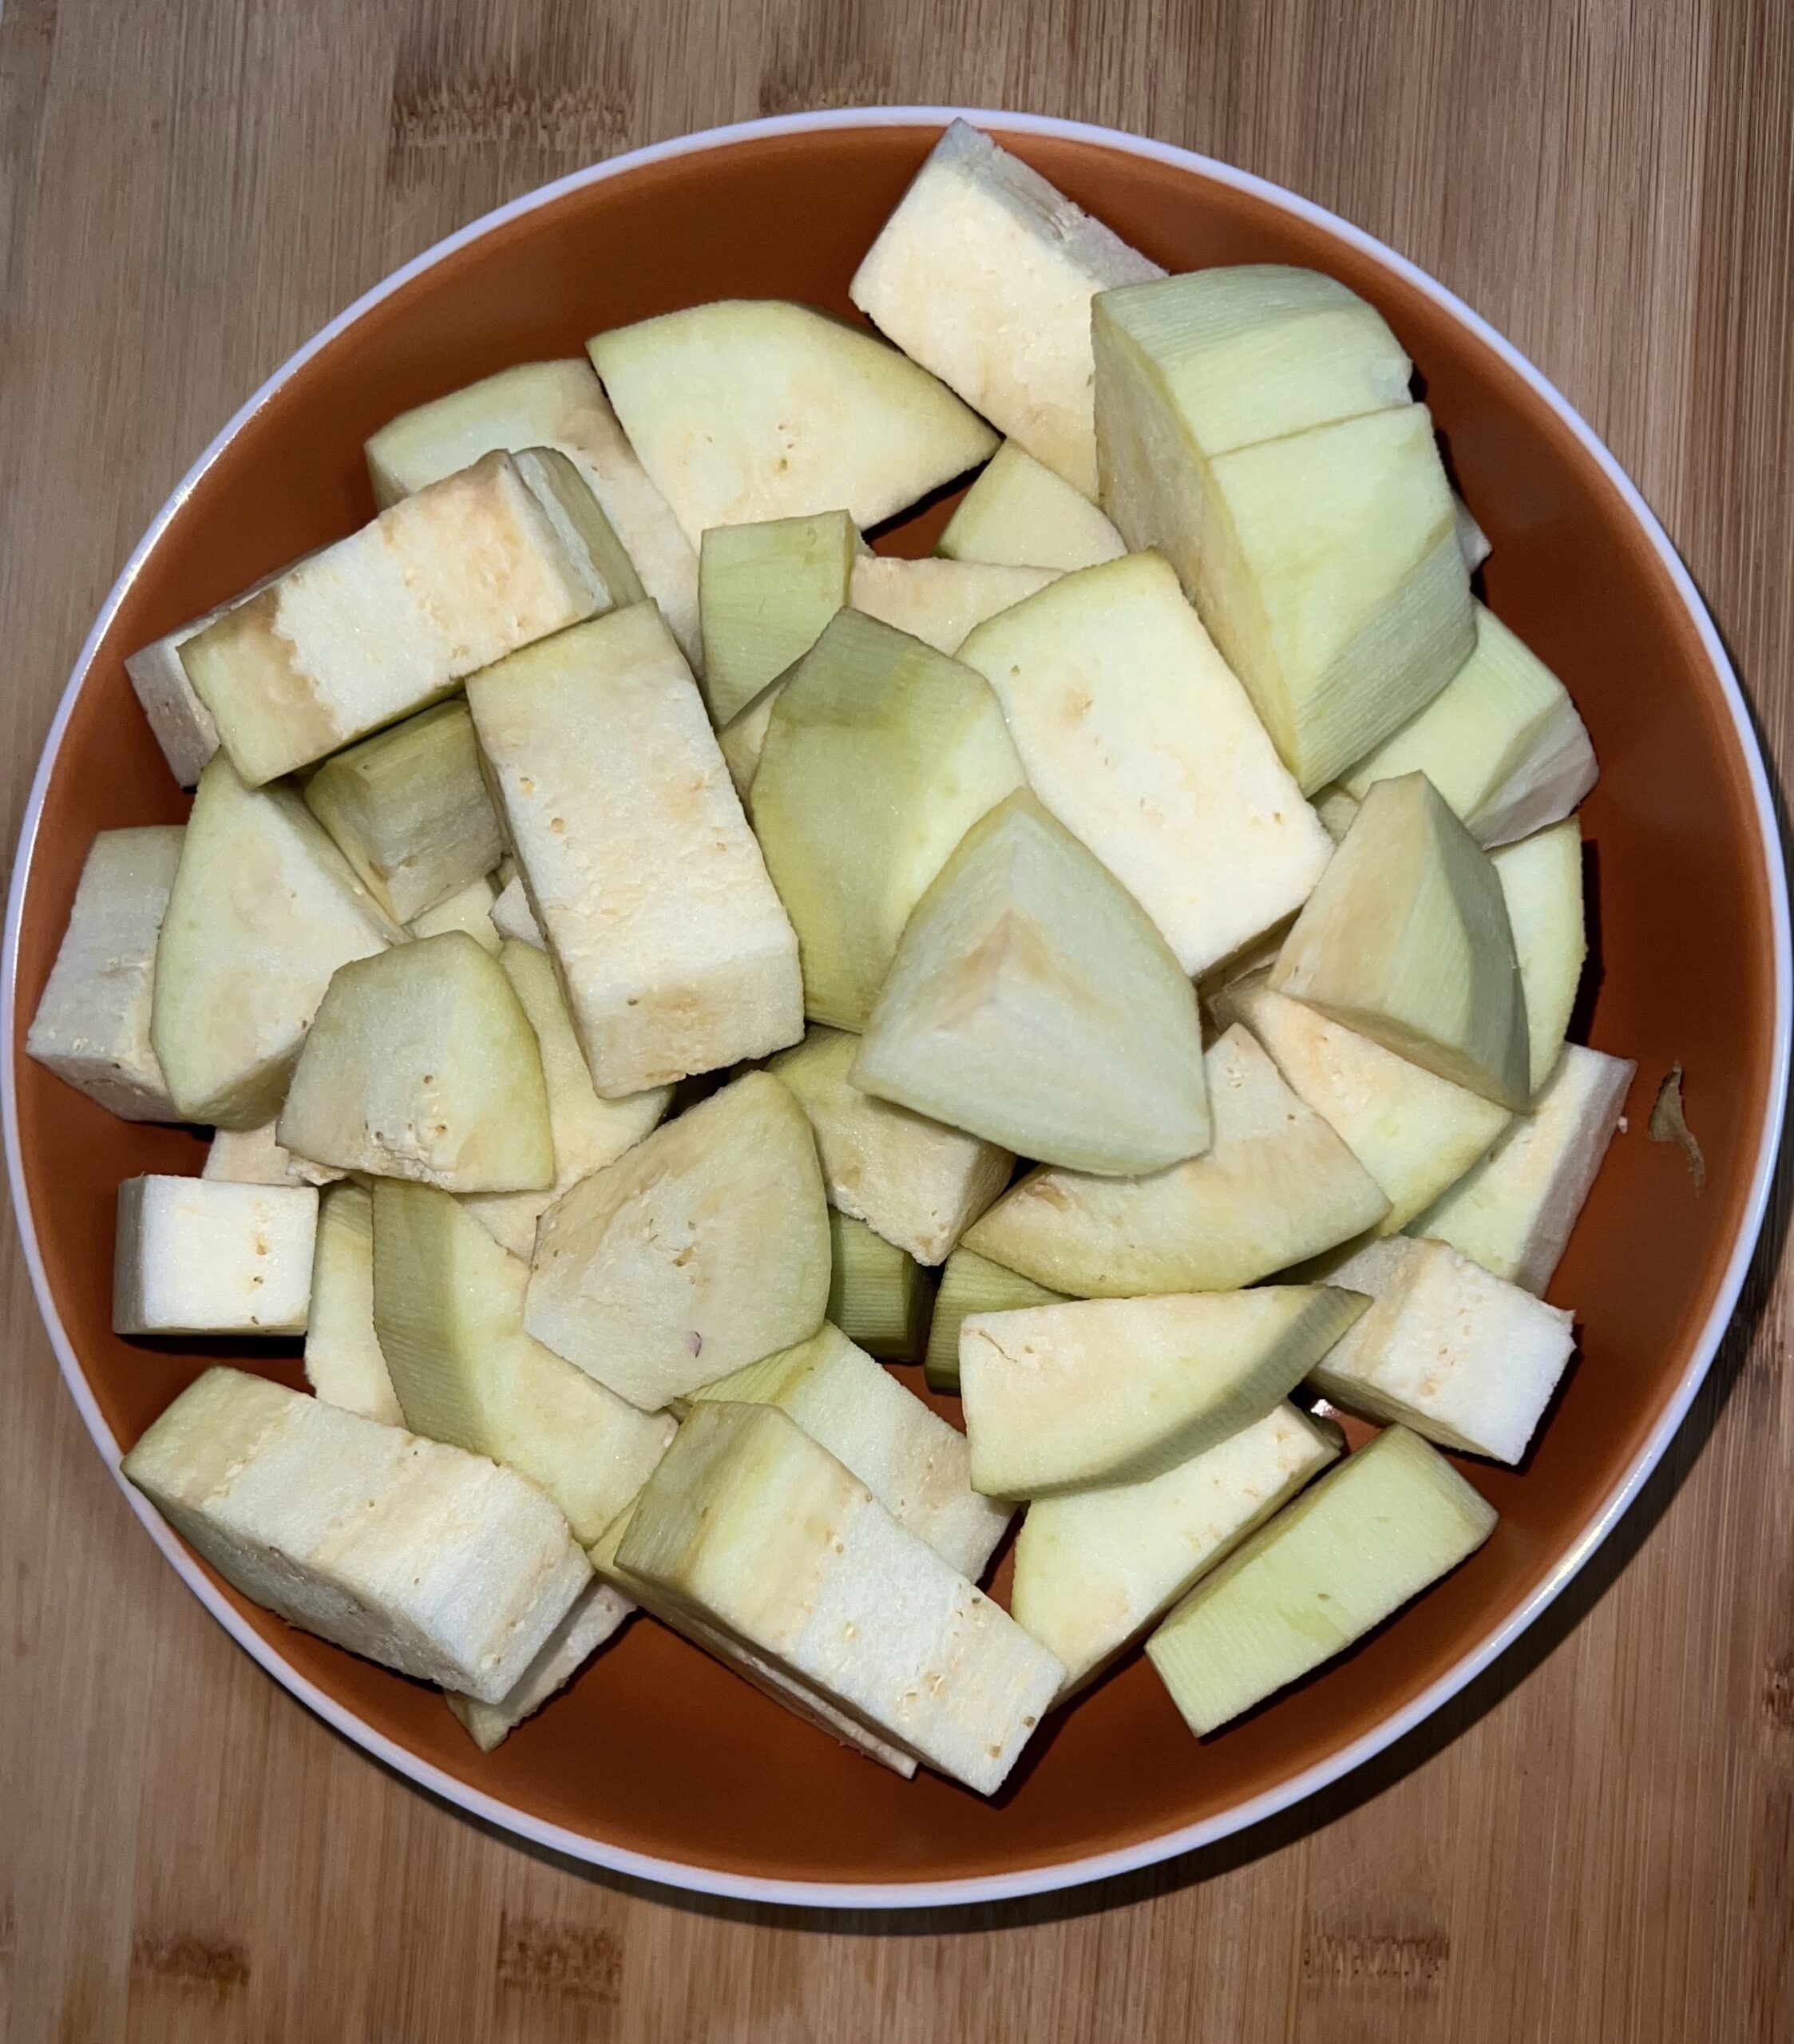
left=960, top=1285, right=1368, bottom=1496
left=961, top=1024, right=1388, bottom=1293
left=1270, top=770, right=1531, bottom=1108
left=852, top=790, right=1210, bottom=1175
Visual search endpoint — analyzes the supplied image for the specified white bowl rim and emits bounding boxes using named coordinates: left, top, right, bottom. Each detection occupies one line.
left=5, top=104, right=1788, bottom=1913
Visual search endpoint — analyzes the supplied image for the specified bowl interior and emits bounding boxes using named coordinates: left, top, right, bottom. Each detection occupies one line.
left=9, top=119, right=1781, bottom=1894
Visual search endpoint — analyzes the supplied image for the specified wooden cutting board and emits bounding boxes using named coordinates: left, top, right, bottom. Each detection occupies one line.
left=2, top=1, right=1788, bottom=2038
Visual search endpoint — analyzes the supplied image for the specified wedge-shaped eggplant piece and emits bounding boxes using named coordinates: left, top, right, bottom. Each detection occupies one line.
left=962, top=1024, right=1389, bottom=1294
left=689, top=1321, right=1009, bottom=1579
left=716, top=675, right=785, bottom=797
left=407, top=873, right=501, bottom=952
left=114, top=1176, right=318, bottom=1337
left=1013, top=1402, right=1341, bottom=1695
left=937, top=441, right=1127, bottom=570
left=469, top=604, right=802, bottom=1094
left=489, top=874, right=545, bottom=949
left=1492, top=816, right=1586, bottom=1095
left=848, top=556, right=1058, bottom=653
left=122, top=1367, right=591, bottom=1705
left=1312, top=785, right=1360, bottom=843
left=923, top=1248, right=1064, bottom=1392
left=1309, top=1236, right=1574, bottom=1464
left=960, top=1285, right=1366, bottom=1497
left=303, top=1185, right=402, bottom=1424
left=151, top=759, right=402, bottom=1127
left=1092, top=266, right=1412, bottom=461
left=616, top=1402, right=1061, bottom=1792
left=303, top=700, right=504, bottom=924
left=363, top=358, right=701, bottom=667
left=127, top=615, right=224, bottom=786
left=750, top=610, right=1025, bottom=1030
left=699, top=510, right=854, bottom=723
left=181, top=452, right=607, bottom=786
left=125, top=557, right=309, bottom=785
left=1214, top=972, right=1510, bottom=1232
left=826, top=1219, right=927, bottom=1363
left=1147, top=1424, right=1495, bottom=1737
left=1271, top=771, right=1530, bottom=1109
left=852, top=791, right=1210, bottom=1175
left=509, top=445, right=648, bottom=612
left=592, top=1502, right=917, bottom=1777
left=849, top=121, right=1162, bottom=496
left=1207, top=408, right=1474, bottom=790
left=588, top=299, right=996, bottom=542
left=1095, top=306, right=1473, bottom=790
left=205, top=1120, right=344, bottom=1189
left=279, top=932, right=552, bottom=1192
left=373, top=1182, right=675, bottom=1543
left=826, top=1213, right=933, bottom=1362
left=961, top=552, right=1333, bottom=976
left=461, top=941, right=671, bottom=1259
left=28, top=826, right=185, bottom=1120
left=526, top=1071, right=830, bottom=1410
left=1408, top=1043, right=1634, bottom=1292
left=446, top=1579, right=636, bottom=1752
left=767, top=1027, right=1011, bottom=1266
left=485, top=937, right=675, bottom=1190
left=1341, top=604, right=1596, bottom=847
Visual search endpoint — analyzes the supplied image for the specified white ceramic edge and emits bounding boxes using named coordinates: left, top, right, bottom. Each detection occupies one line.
left=4, top=105, right=1788, bottom=1913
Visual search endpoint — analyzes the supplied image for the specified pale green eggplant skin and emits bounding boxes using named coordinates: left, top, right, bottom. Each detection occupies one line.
left=851, top=790, right=1210, bottom=1176
left=1147, top=1425, right=1495, bottom=1737
left=749, top=608, right=1024, bottom=1032
left=1271, top=771, right=1531, bottom=1111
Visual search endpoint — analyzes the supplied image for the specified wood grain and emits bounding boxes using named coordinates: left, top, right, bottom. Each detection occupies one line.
left=2, top=2, right=1790, bottom=2038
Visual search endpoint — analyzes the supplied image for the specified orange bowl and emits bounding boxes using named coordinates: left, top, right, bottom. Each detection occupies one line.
left=5, top=110, right=1787, bottom=1906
